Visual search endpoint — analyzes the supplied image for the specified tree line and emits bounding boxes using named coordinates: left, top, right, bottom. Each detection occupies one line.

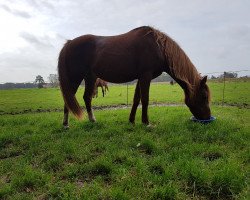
left=0, top=74, right=59, bottom=90
left=0, top=72, right=247, bottom=90
left=210, top=72, right=238, bottom=79
left=0, top=73, right=173, bottom=89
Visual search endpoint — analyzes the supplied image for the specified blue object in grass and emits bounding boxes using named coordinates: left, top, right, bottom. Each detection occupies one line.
left=190, top=116, right=216, bottom=124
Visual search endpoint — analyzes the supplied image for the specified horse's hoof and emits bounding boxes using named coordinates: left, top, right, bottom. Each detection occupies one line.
left=88, top=111, right=96, bottom=122
left=63, top=125, right=69, bottom=129
left=129, top=119, right=135, bottom=124
left=129, top=122, right=135, bottom=126
left=146, top=124, right=155, bottom=128
left=89, top=118, right=96, bottom=122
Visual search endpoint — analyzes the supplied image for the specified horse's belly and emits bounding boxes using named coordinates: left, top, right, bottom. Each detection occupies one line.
left=92, top=55, right=138, bottom=83
left=94, top=67, right=137, bottom=83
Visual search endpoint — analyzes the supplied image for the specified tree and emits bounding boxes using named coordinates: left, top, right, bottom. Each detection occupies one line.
left=219, top=72, right=238, bottom=79
left=211, top=75, right=217, bottom=79
left=48, top=74, right=59, bottom=87
left=35, top=75, right=45, bottom=88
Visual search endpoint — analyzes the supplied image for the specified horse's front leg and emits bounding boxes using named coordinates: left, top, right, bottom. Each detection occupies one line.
left=139, top=73, right=152, bottom=125
left=83, top=77, right=96, bottom=122
left=129, top=81, right=140, bottom=124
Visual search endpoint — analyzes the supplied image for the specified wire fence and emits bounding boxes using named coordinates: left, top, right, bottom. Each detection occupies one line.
left=203, top=70, right=249, bottom=106
left=111, top=69, right=250, bottom=107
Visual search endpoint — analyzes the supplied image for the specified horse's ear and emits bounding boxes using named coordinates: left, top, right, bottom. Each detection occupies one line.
left=200, top=76, right=207, bottom=86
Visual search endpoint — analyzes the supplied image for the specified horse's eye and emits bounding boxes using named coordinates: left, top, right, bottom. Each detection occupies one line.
left=202, top=94, right=208, bottom=102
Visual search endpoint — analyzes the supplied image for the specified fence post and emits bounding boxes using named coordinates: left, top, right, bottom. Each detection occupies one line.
left=222, top=71, right=226, bottom=105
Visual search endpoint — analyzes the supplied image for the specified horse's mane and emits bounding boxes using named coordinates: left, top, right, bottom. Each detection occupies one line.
left=147, top=27, right=201, bottom=95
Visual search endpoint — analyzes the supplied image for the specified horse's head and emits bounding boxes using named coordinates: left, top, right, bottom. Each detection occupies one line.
left=185, top=76, right=211, bottom=120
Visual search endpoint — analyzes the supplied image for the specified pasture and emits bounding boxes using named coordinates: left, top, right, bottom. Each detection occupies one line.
left=0, top=81, right=249, bottom=114
left=0, top=81, right=249, bottom=199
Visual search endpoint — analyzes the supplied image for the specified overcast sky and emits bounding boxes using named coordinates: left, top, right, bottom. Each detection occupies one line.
left=0, top=0, right=250, bottom=83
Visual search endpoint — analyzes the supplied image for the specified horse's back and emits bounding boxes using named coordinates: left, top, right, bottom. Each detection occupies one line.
left=92, top=27, right=163, bottom=82
left=66, top=27, right=164, bottom=83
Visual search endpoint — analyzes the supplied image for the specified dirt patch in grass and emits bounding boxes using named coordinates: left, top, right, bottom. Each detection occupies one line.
left=203, top=152, right=223, bottom=161
left=0, top=148, right=23, bottom=160
left=136, top=140, right=157, bottom=155
left=113, top=156, right=127, bottom=165
left=1, top=102, right=248, bottom=116
left=149, top=165, right=165, bottom=175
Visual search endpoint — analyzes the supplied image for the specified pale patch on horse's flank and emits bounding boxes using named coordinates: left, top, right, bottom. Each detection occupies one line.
left=88, top=109, right=96, bottom=122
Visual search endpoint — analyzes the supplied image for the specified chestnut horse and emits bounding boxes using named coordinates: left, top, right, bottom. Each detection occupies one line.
left=92, top=78, right=109, bottom=98
left=58, top=26, right=211, bottom=127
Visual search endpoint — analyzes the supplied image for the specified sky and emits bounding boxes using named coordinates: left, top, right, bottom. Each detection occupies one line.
left=0, top=0, right=250, bottom=83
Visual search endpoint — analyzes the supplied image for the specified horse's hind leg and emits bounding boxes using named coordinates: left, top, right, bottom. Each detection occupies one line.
left=83, top=77, right=96, bottom=122
left=62, top=83, right=81, bottom=128
left=129, top=81, right=141, bottom=124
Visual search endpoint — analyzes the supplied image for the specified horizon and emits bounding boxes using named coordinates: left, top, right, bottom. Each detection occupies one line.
left=0, top=69, right=249, bottom=84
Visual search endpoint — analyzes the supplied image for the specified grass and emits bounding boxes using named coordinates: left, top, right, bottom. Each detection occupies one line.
left=0, top=80, right=249, bottom=114
left=0, top=106, right=249, bottom=199
left=208, top=80, right=250, bottom=105
left=0, top=79, right=249, bottom=199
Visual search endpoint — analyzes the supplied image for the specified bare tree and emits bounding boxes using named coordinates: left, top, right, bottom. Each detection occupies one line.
left=48, top=74, right=59, bottom=87
left=219, top=72, right=238, bottom=79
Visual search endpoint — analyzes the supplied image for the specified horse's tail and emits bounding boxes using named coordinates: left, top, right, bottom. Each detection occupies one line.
left=58, top=40, right=83, bottom=119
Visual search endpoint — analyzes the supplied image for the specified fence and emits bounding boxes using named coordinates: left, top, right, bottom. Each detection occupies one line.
left=106, top=70, right=250, bottom=107
left=205, top=70, right=249, bottom=106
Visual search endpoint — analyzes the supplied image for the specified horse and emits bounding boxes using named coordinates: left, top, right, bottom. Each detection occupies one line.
left=170, top=80, right=175, bottom=85
left=58, top=26, right=211, bottom=128
left=92, top=78, right=109, bottom=98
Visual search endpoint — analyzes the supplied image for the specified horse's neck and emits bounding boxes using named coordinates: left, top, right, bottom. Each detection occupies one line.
left=165, top=66, right=199, bottom=95
left=167, top=70, right=187, bottom=90
left=159, top=35, right=201, bottom=93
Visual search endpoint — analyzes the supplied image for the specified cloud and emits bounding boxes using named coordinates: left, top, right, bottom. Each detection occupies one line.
left=0, top=44, right=59, bottom=83
left=0, top=31, right=65, bottom=82
left=19, top=32, right=54, bottom=49
left=0, top=4, right=31, bottom=18
left=0, top=0, right=250, bottom=83
left=24, top=0, right=55, bottom=13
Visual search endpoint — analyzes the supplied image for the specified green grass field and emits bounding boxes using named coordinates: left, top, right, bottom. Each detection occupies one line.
left=0, top=106, right=249, bottom=199
left=0, top=80, right=249, bottom=199
left=0, top=81, right=249, bottom=114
